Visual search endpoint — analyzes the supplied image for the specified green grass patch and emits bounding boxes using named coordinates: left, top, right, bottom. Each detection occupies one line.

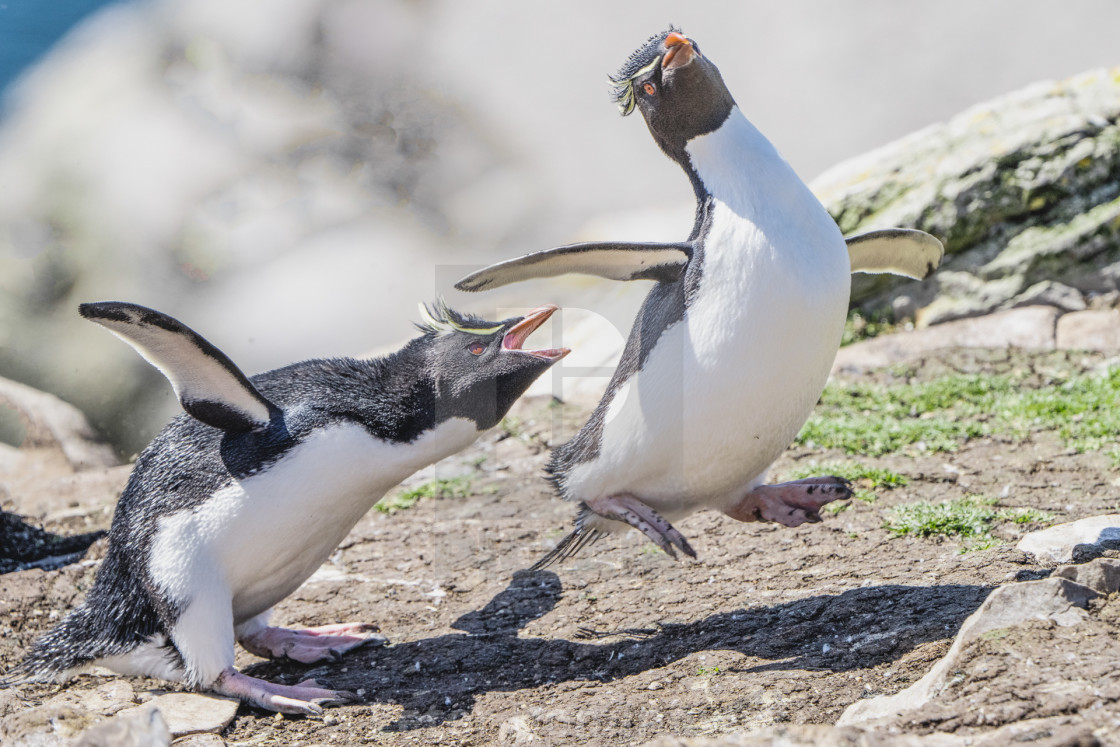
left=375, top=476, right=474, bottom=514
left=500, top=415, right=524, bottom=439
left=797, top=367, right=1120, bottom=456
left=884, top=497, right=998, bottom=538
left=883, top=497, right=1055, bottom=549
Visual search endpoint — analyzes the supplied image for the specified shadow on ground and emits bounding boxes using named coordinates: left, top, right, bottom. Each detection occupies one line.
left=247, top=571, right=993, bottom=731
left=0, top=511, right=104, bottom=574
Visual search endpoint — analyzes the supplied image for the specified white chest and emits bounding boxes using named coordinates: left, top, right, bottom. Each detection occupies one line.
left=148, top=418, right=481, bottom=623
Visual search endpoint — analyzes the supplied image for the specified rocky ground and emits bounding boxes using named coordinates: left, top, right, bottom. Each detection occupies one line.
left=2, top=330, right=1120, bottom=745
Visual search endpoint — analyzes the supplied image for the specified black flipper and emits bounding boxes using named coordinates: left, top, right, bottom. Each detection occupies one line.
left=846, top=228, right=944, bottom=280
left=455, top=241, right=693, bottom=292
left=79, top=302, right=279, bottom=432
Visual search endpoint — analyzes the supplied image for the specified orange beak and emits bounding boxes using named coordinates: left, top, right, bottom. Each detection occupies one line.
left=662, top=32, right=695, bottom=70
left=502, top=305, right=570, bottom=362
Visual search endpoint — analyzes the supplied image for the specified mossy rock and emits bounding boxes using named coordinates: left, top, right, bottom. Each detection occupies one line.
left=813, top=68, right=1120, bottom=326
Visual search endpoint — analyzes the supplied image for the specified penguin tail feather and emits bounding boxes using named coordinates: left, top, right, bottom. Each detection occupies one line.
left=0, top=604, right=120, bottom=688
left=529, top=505, right=604, bottom=571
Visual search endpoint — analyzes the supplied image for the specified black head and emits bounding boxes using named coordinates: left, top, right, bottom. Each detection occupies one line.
left=610, top=28, right=736, bottom=162
left=415, top=300, right=568, bottom=431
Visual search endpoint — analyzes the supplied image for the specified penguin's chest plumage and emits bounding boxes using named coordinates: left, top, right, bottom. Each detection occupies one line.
left=567, top=111, right=851, bottom=512
left=147, top=417, right=480, bottom=624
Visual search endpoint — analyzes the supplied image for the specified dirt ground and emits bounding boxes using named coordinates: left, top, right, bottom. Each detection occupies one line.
left=1, top=347, right=1119, bottom=745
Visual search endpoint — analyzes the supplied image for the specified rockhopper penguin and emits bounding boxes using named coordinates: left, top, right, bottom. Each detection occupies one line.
left=0, top=300, right=568, bottom=715
left=456, top=29, right=943, bottom=568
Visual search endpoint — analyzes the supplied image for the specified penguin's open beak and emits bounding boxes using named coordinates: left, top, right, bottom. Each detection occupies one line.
left=502, top=305, right=570, bottom=362
left=662, top=32, right=695, bottom=70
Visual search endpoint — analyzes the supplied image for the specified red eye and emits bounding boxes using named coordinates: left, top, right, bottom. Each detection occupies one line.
left=643, top=82, right=656, bottom=95
left=468, top=341, right=486, bottom=355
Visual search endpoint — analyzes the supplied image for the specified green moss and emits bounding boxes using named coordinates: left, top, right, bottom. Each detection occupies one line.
left=375, top=476, right=474, bottom=514
left=842, top=309, right=902, bottom=347
left=884, top=497, right=997, bottom=538
left=499, top=416, right=524, bottom=439
left=883, top=497, right=1054, bottom=544
left=798, top=366, right=1120, bottom=456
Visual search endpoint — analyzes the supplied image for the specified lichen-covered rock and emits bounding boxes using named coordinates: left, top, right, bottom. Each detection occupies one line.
left=813, top=68, right=1120, bottom=326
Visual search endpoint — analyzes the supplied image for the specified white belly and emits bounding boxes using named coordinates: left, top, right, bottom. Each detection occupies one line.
left=147, top=418, right=480, bottom=624
left=569, top=219, right=848, bottom=512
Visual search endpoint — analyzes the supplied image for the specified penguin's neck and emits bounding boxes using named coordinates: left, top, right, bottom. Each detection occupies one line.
left=682, top=106, right=806, bottom=224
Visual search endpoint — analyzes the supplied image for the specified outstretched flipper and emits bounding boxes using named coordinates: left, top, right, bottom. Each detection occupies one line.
left=79, top=302, right=279, bottom=432
left=455, top=241, right=693, bottom=292
left=846, top=228, right=944, bottom=280
left=456, top=229, right=940, bottom=293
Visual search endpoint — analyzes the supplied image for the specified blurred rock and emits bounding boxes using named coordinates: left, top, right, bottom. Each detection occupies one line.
left=0, top=375, right=125, bottom=529
left=1009, top=280, right=1086, bottom=312
left=831, top=306, right=1059, bottom=374
left=0, top=0, right=533, bottom=453
left=0, top=376, right=116, bottom=470
left=814, top=67, right=1120, bottom=327
left=1056, top=308, right=1120, bottom=350
left=4, top=1, right=1120, bottom=456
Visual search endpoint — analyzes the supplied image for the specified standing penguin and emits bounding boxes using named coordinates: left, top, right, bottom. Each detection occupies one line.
left=455, top=29, right=943, bottom=567
left=1, top=300, right=567, bottom=715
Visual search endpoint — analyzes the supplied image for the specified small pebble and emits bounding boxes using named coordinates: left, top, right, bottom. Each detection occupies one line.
left=648, top=681, right=663, bottom=691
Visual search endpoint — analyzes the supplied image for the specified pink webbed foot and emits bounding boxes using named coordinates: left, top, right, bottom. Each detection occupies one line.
left=724, top=476, right=851, bottom=527
left=212, top=666, right=359, bottom=716
left=587, top=493, right=697, bottom=560
left=239, top=622, right=387, bottom=664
